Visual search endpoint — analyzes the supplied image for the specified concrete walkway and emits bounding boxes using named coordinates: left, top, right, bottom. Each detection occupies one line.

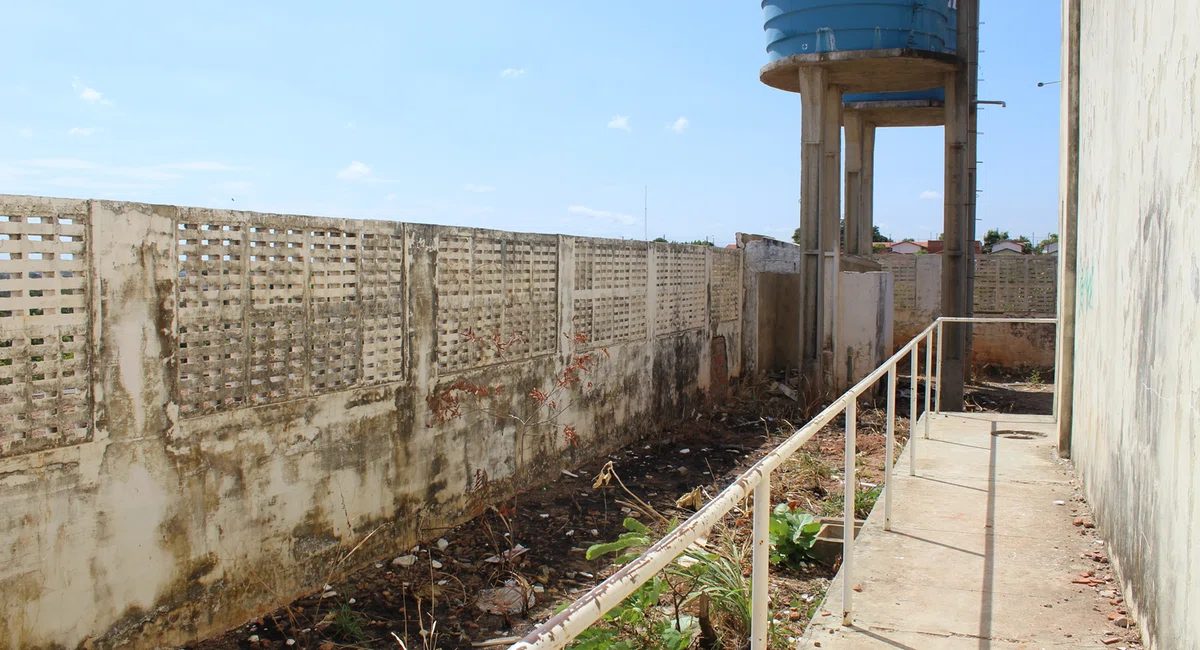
left=799, top=413, right=1122, bottom=649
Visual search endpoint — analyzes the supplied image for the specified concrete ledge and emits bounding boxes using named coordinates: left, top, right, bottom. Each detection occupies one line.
left=760, top=49, right=960, bottom=94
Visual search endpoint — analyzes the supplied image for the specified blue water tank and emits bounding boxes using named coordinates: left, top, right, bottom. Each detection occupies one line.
left=763, top=0, right=956, bottom=61
left=844, top=88, right=946, bottom=103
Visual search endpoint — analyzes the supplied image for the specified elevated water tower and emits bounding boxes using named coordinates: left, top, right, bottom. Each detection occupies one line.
left=760, top=0, right=977, bottom=404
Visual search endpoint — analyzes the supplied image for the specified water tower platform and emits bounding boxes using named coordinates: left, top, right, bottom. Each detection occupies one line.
left=844, top=98, right=945, bottom=127
left=760, top=48, right=958, bottom=95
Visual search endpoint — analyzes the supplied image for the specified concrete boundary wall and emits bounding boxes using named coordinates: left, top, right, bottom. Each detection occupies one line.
left=0, top=195, right=743, bottom=649
left=876, top=253, right=1058, bottom=368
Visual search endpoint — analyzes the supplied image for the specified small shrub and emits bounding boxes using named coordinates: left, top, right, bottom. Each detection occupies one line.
left=768, top=503, right=821, bottom=570
left=585, top=518, right=652, bottom=564
left=671, top=538, right=753, bottom=636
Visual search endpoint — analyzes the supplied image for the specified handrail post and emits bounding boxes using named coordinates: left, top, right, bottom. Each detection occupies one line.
left=884, top=364, right=896, bottom=531
left=935, top=320, right=944, bottom=413
left=909, top=342, right=918, bottom=476
left=750, top=473, right=771, bottom=649
left=924, top=331, right=933, bottom=439
left=842, top=397, right=856, bottom=626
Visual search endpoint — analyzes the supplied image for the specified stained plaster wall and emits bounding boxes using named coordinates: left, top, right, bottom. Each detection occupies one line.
left=0, top=196, right=744, bottom=649
left=1071, top=1, right=1200, bottom=647
left=739, top=237, right=892, bottom=387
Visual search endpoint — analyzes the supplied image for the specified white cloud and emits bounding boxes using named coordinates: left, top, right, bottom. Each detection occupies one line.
left=920, top=190, right=942, bottom=200
left=463, top=183, right=496, bottom=193
left=72, top=77, right=112, bottom=105
left=567, top=204, right=637, bottom=226
left=385, top=193, right=397, bottom=201
left=336, top=160, right=395, bottom=183
left=336, top=161, right=372, bottom=180
left=345, top=120, right=356, bottom=129
left=666, top=117, right=689, bottom=133
left=68, top=127, right=97, bottom=136
left=607, top=115, right=631, bottom=132
left=18, top=128, right=33, bottom=138
left=500, top=68, right=527, bottom=79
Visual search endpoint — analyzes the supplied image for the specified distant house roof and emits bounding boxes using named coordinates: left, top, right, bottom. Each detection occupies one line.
left=881, top=240, right=984, bottom=254
left=991, top=240, right=1027, bottom=254
left=1043, top=241, right=1059, bottom=254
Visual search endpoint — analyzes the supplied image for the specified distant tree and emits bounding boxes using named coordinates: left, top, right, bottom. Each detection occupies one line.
left=983, top=228, right=1010, bottom=252
left=1036, top=233, right=1059, bottom=253
left=687, top=239, right=715, bottom=247
left=653, top=236, right=669, bottom=243
left=935, top=232, right=944, bottom=241
left=1015, top=235, right=1034, bottom=254
left=902, top=237, right=915, bottom=242
left=872, top=225, right=890, bottom=242
left=792, top=228, right=802, bottom=245
left=873, top=242, right=888, bottom=253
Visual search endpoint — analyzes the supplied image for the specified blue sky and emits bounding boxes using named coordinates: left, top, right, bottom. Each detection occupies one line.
left=0, top=1, right=1062, bottom=246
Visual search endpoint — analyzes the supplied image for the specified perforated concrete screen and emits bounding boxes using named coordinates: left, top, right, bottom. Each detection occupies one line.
left=711, top=248, right=742, bottom=324
left=654, top=245, right=707, bottom=335
left=573, top=240, right=649, bottom=347
left=879, top=253, right=1057, bottom=315
left=435, top=231, right=559, bottom=374
left=175, top=212, right=407, bottom=417
left=975, top=256, right=1058, bottom=314
left=0, top=200, right=91, bottom=457
left=879, top=256, right=918, bottom=310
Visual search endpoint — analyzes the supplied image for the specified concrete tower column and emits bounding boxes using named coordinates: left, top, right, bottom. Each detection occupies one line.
left=844, top=115, right=878, bottom=257
left=796, top=67, right=842, bottom=393
left=821, top=78, right=843, bottom=383
left=862, top=121, right=876, bottom=252
left=941, top=0, right=978, bottom=411
left=844, top=114, right=866, bottom=256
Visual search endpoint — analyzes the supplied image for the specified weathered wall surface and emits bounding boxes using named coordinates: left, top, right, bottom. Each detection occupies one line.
left=740, top=236, right=800, bottom=375
left=0, top=196, right=744, bottom=650
left=1071, top=2, right=1200, bottom=647
left=878, top=254, right=1058, bottom=368
left=836, top=271, right=893, bottom=387
left=740, top=238, right=892, bottom=387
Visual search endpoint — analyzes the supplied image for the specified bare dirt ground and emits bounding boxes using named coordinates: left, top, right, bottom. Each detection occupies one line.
left=190, top=376, right=1058, bottom=650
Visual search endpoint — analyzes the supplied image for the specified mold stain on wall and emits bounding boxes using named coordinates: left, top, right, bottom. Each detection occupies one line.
left=0, top=196, right=743, bottom=650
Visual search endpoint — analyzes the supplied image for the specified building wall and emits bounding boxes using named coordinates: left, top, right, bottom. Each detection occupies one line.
left=1071, top=2, right=1200, bottom=647
left=0, top=196, right=744, bottom=650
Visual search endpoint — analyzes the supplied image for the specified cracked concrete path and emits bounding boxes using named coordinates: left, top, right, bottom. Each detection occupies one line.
left=798, top=412, right=1128, bottom=649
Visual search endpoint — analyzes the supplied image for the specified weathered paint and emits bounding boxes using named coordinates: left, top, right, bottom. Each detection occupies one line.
left=1070, top=1, right=1200, bottom=648
left=836, top=271, right=894, bottom=387
left=741, top=238, right=895, bottom=389
left=0, top=196, right=744, bottom=650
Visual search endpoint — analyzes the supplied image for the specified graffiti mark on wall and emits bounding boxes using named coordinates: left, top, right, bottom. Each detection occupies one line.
left=1078, top=263, right=1095, bottom=312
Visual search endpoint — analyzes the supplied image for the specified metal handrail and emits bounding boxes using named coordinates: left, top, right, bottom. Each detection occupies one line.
left=510, top=316, right=1057, bottom=650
